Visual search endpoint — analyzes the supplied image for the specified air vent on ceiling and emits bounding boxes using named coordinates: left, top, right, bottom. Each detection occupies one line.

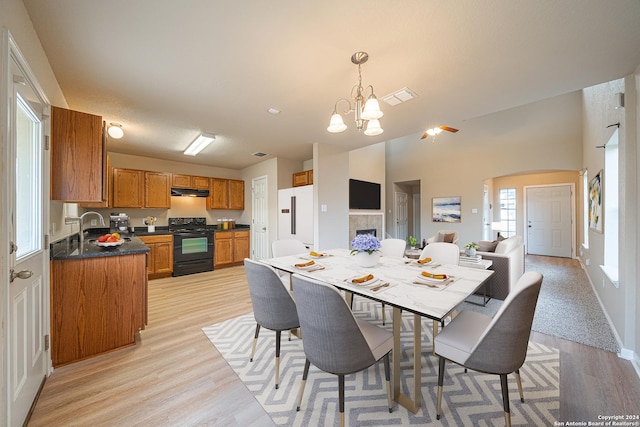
left=381, top=87, right=418, bottom=106
left=253, top=152, right=268, bottom=157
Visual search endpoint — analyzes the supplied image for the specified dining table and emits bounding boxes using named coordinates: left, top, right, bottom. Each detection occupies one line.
left=260, top=248, right=495, bottom=414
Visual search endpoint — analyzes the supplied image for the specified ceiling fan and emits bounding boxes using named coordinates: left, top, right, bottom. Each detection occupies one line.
left=420, top=125, right=459, bottom=140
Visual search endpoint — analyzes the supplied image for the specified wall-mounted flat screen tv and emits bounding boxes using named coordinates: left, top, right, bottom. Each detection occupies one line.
left=349, top=179, right=381, bottom=210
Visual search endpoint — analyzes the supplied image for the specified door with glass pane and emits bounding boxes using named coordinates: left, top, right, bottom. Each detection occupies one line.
left=3, top=31, right=49, bottom=427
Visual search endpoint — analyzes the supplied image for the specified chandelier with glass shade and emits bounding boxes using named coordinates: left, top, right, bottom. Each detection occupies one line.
left=327, top=51, right=383, bottom=136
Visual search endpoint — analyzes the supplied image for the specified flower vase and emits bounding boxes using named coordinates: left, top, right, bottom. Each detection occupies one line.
left=355, top=251, right=380, bottom=268
left=148, top=225, right=155, bottom=233
left=465, top=248, right=476, bottom=257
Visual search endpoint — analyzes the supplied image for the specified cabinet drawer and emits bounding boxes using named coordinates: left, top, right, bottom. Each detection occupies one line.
left=234, top=230, right=250, bottom=238
left=215, top=231, right=233, bottom=240
left=139, top=234, right=173, bottom=244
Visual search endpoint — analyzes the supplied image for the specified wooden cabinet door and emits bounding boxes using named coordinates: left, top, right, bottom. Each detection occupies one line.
left=192, top=175, right=210, bottom=189
left=171, top=174, right=191, bottom=188
left=153, top=241, right=174, bottom=274
left=228, top=180, right=245, bottom=210
left=214, top=232, right=233, bottom=266
left=209, top=178, right=229, bottom=209
left=113, top=168, right=144, bottom=208
left=292, top=171, right=308, bottom=187
left=51, top=106, right=104, bottom=202
left=139, top=235, right=173, bottom=278
left=145, top=171, right=171, bottom=208
left=80, top=155, right=112, bottom=208
left=233, top=231, right=250, bottom=261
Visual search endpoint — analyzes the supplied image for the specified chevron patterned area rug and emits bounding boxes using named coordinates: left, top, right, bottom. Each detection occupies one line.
left=203, top=299, right=559, bottom=426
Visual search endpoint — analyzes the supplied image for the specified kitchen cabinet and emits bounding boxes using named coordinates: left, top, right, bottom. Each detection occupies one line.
left=50, top=253, right=147, bottom=367
left=113, top=168, right=144, bottom=208
left=207, top=178, right=244, bottom=210
left=79, top=155, right=113, bottom=208
left=112, top=168, right=171, bottom=208
left=214, top=230, right=250, bottom=267
left=292, top=170, right=313, bottom=187
left=51, top=106, right=105, bottom=202
left=145, top=171, right=171, bottom=208
left=229, top=180, right=245, bottom=210
left=172, top=174, right=210, bottom=189
left=138, top=234, right=173, bottom=279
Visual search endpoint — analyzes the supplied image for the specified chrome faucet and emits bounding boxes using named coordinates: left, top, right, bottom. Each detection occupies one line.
left=65, top=211, right=105, bottom=248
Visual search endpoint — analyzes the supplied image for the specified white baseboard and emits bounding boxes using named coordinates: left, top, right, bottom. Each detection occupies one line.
left=576, top=258, right=640, bottom=380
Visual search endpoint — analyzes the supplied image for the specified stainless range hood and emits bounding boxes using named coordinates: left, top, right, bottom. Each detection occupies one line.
left=170, top=187, right=210, bottom=197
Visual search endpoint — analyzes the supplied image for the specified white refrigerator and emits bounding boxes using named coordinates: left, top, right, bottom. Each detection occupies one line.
left=278, top=185, right=314, bottom=249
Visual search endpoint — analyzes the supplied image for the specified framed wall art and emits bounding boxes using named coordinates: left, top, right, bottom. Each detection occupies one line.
left=588, top=170, right=603, bottom=233
left=432, top=196, right=461, bottom=223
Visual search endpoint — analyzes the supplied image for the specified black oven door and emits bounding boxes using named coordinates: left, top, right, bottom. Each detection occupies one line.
left=172, top=232, right=214, bottom=276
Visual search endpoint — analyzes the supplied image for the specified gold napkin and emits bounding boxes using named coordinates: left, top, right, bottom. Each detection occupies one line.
left=352, top=274, right=374, bottom=283
left=295, top=260, right=315, bottom=268
left=417, top=257, right=432, bottom=264
left=421, top=271, right=448, bottom=280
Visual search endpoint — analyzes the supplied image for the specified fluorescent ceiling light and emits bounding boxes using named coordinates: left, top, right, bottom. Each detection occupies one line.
left=184, top=132, right=216, bottom=156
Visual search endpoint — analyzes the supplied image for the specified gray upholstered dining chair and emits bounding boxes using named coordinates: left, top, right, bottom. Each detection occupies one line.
left=244, top=258, right=300, bottom=390
left=291, top=274, right=393, bottom=427
left=434, top=271, right=543, bottom=427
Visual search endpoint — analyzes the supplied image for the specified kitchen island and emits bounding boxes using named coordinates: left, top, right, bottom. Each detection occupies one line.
left=50, top=233, right=150, bottom=366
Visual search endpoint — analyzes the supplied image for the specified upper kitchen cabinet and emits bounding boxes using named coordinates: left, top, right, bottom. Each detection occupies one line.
left=145, top=171, right=171, bottom=208
left=79, top=155, right=113, bottom=208
left=292, top=170, right=313, bottom=187
left=172, top=174, right=210, bottom=189
left=51, top=106, right=105, bottom=202
left=113, top=168, right=144, bottom=208
left=228, top=179, right=245, bottom=210
left=113, top=168, right=171, bottom=208
left=207, top=178, right=244, bottom=210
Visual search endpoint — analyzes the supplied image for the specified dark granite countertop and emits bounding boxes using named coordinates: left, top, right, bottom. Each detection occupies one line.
left=51, top=232, right=150, bottom=260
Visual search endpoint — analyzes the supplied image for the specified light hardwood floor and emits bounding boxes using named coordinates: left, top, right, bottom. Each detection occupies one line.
left=28, top=259, right=640, bottom=426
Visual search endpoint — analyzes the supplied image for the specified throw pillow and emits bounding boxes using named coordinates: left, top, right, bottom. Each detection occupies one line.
left=497, top=234, right=507, bottom=241
left=478, top=240, right=499, bottom=252
left=443, top=232, right=456, bottom=243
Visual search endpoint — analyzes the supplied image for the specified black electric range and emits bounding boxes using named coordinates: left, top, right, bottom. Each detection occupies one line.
left=168, top=217, right=214, bottom=276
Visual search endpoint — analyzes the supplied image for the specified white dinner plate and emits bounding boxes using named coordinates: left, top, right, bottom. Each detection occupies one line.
left=415, top=273, right=448, bottom=283
left=96, top=239, right=124, bottom=247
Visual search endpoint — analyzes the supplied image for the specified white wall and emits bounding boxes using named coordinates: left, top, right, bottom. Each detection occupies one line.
left=581, top=76, right=639, bottom=365
left=314, top=143, right=349, bottom=250
left=385, top=91, right=583, bottom=247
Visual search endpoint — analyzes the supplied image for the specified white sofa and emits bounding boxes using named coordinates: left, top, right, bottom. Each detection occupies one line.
left=475, top=235, right=525, bottom=300
left=426, top=230, right=459, bottom=246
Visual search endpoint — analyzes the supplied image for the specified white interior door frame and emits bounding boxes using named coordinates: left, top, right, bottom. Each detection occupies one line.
left=251, top=175, right=269, bottom=260
left=524, top=183, right=576, bottom=258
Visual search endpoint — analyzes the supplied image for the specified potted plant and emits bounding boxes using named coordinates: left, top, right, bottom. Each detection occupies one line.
left=408, top=235, right=417, bottom=249
left=350, top=234, right=382, bottom=267
left=464, top=242, right=479, bottom=257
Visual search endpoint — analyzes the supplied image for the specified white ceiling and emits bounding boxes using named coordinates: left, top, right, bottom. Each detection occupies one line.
left=23, top=0, right=640, bottom=170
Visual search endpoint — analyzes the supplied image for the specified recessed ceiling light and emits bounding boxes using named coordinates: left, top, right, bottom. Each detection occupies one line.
left=267, top=108, right=281, bottom=115
left=252, top=152, right=269, bottom=157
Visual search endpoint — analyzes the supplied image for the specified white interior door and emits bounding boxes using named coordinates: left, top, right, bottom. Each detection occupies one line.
left=3, top=30, right=50, bottom=426
left=526, top=185, right=573, bottom=257
left=251, top=175, right=269, bottom=260
left=482, top=184, right=492, bottom=240
left=394, top=192, right=408, bottom=241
